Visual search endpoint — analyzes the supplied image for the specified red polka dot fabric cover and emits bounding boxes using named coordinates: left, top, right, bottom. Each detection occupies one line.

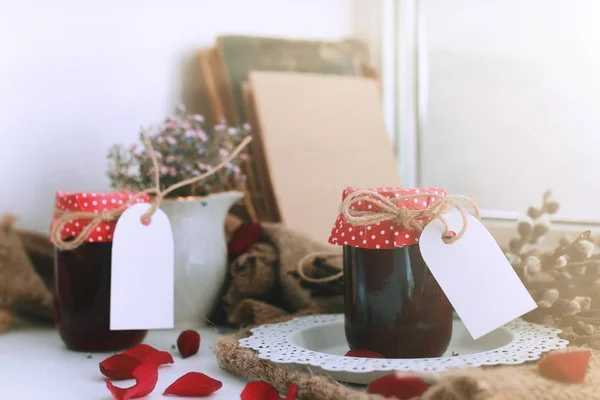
left=328, top=187, right=447, bottom=249
left=52, top=191, right=151, bottom=243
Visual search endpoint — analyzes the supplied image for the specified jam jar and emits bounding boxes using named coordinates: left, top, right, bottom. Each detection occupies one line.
left=51, top=191, right=150, bottom=352
left=329, top=187, right=453, bottom=359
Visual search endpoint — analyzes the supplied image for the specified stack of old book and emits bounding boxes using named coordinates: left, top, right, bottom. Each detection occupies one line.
left=198, top=35, right=400, bottom=245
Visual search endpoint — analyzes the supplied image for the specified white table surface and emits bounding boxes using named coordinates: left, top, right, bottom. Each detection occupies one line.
left=0, top=325, right=248, bottom=399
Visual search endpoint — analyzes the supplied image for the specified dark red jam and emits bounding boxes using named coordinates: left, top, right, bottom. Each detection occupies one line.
left=344, top=244, right=453, bottom=358
left=54, top=241, right=146, bottom=352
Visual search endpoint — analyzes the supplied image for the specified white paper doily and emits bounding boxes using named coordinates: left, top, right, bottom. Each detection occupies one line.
left=239, top=314, right=569, bottom=384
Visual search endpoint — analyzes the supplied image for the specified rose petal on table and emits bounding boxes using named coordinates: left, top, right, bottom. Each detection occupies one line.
left=367, top=373, right=429, bottom=399
left=163, top=372, right=223, bottom=397
left=106, top=364, right=159, bottom=400
left=123, top=344, right=174, bottom=366
left=284, top=383, right=299, bottom=400
left=138, top=350, right=174, bottom=366
left=345, top=349, right=385, bottom=358
left=228, top=222, right=264, bottom=261
left=123, top=344, right=159, bottom=360
left=538, top=350, right=591, bottom=383
left=99, top=354, right=141, bottom=380
left=177, top=330, right=201, bottom=358
left=240, top=381, right=281, bottom=400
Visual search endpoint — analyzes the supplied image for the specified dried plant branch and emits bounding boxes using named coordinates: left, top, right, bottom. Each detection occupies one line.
left=506, top=191, right=600, bottom=338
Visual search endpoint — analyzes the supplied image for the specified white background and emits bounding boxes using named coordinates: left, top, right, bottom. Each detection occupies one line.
left=420, top=0, right=600, bottom=221
left=0, top=0, right=354, bottom=232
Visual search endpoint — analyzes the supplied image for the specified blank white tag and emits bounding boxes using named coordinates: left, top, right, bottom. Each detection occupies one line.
left=110, top=203, right=174, bottom=330
left=419, top=211, right=537, bottom=340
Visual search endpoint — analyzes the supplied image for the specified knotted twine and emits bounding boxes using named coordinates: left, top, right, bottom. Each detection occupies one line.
left=297, top=189, right=481, bottom=283
left=50, top=133, right=252, bottom=251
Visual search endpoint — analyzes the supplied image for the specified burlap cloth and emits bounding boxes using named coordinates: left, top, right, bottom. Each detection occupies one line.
left=212, top=216, right=600, bottom=400
left=0, top=215, right=54, bottom=332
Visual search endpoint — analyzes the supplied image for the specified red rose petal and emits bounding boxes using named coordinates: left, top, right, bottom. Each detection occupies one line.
left=123, top=344, right=174, bottom=366
left=228, top=223, right=264, bottom=261
left=163, top=372, right=223, bottom=397
left=99, top=354, right=141, bottom=380
left=139, top=350, right=174, bottom=366
left=367, top=373, right=429, bottom=399
left=240, top=381, right=281, bottom=400
left=123, top=344, right=158, bottom=360
left=345, top=349, right=385, bottom=358
left=177, top=330, right=201, bottom=358
left=285, top=383, right=299, bottom=400
left=538, top=350, right=591, bottom=383
left=105, top=364, right=159, bottom=400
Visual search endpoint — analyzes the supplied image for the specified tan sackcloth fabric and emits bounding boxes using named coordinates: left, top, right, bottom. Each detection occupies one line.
left=0, top=215, right=54, bottom=331
left=214, top=314, right=599, bottom=400
left=215, top=215, right=600, bottom=399
left=216, top=215, right=344, bottom=326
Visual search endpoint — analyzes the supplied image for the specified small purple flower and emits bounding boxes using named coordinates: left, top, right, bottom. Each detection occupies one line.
left=192, top=115, right=205, bottom=123
left=169, top=167, right=177, bottom=176
left=184, top=129, right=196, bottom=138
left=197, top=130, right=207, bottom=142
left=166, top=136, right=177, bottom=145
left=242, top=123, right=251, bottom=131
left=163, top=122, right=177, bottom=131
left=159, top=166, right=169, bottom=175
left=219, top=149, right=230, bottom=158
left=165, top=155, right=176, bottom=164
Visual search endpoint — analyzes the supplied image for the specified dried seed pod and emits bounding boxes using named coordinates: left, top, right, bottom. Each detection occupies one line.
left=532, top=215, right=551, bottom=239
left=517, top=217, right=534, bottom=239
left=525, top=263, right=542, bottom=276
left=543, top=201, right=560, bottom=215
left=527, top=206, right=542, bottom=220
left=554, top=256, right=568, bottom=269
left=506, top=253, right=522, bottom=267
left=537, top=300, right=553, bottom=309
left=568, top=240, right=595, bottom=262
left=552, top=299, right=571, bottom=316
left=573, top=321, right=594, bottom=336
left=566, top=300, right=581, bottom=316
left=574, top=296, right=592, bottom=312
left=540, top=289, right=559, bottom=305
left=509, top=238, right=525, bottom=254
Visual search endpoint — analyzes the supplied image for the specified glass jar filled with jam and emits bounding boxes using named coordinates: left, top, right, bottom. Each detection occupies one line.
left=328, top=187, right=453, bottom=359
left=51, top=191, right=150, bottom=352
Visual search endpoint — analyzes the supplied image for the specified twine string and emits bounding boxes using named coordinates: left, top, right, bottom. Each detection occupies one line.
left=297, top=190, right=480, bottom=283
left=50, top=133, right=252, bottom=251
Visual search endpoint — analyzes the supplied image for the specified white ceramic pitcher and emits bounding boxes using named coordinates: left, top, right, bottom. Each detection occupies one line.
left=161, top=191, right=243, bottom=328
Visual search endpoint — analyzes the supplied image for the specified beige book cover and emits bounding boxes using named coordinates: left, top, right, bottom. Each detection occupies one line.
left=248, top=71, right=401, bottom=244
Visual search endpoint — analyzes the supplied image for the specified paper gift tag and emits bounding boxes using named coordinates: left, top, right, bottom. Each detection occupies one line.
left=419, top=211, right=537, bottom=340
left=110, top=203, right=174, bottom=330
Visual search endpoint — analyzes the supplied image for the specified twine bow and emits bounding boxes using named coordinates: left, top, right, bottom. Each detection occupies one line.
left=51, top=133, right=252, bottom=251
left=297, top=189, right=481, bottom=283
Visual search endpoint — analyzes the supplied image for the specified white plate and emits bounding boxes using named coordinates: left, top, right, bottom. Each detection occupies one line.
left=239, top=314, right=568, bottom=384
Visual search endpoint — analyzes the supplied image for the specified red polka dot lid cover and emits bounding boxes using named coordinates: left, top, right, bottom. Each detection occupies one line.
left=328, top=187, right=447, bottom=249
left=52, top=191, right=151, bottom=243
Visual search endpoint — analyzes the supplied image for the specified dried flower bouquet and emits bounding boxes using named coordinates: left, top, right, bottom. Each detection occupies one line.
left=107, top=105, right=251, bottom=198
